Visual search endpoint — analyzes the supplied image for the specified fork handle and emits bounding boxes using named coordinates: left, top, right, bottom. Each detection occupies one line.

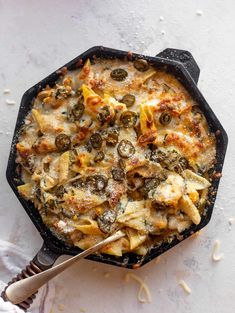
left=1, top=243, right=59, bottom=311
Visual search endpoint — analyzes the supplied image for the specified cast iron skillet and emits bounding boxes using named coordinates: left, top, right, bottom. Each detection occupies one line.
left=2, top=47, right=228, bottom=311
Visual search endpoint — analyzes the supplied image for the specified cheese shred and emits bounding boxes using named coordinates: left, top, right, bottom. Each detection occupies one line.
left=178, top=280, right=191, bottom=294
left=125, top=273, right=152, bottom=303
left=5, top=99, right=16, bottom=105
left=212, top=240, right=223, bottom=262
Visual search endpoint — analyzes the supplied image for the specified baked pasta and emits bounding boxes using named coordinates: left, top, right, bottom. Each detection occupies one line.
left=16, top=57, right=216, bottom=256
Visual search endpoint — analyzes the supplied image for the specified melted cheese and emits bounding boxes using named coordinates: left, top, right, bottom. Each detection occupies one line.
left=151, top=173, right=185, bottom=207
left=16, top=57, right=216, bottom=257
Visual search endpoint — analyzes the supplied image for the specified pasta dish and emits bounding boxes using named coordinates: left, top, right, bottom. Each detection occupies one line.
left=16, top=57, right=216, bottom=256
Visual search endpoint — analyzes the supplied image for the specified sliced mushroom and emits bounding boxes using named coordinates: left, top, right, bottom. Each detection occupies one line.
left=120, top=111, right=137, bottom=128
left=71, top=102, right=84, bottom=120
left=90, top=133, right=103, bottom=149
left=121, top=94, right=136, bottom=107
left=97, top=210, right=117, bottom=233
left=86, top=175, right=108, bottom=192
left=110, top=68, right=128, bottom=81
left=55, top=134, right=71, bottom=151
left=117, top=140, right=135, bottom=158
left=112, top=168, right=125, bottom=181
left=133, top=59, right=149, bottom=72
left=138, top=178, right=159, bottom=197
left=159, top=112, right=172, bottom=125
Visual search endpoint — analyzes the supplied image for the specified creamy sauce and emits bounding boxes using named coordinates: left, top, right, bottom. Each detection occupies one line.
left=16, top=57, right=216, bottom=256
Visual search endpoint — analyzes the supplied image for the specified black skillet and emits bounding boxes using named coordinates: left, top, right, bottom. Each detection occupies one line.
left=1, top=47, right=228, bottom=311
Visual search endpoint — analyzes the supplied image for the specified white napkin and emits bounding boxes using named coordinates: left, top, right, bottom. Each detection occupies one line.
left=0, top=240, right=55, bottom=313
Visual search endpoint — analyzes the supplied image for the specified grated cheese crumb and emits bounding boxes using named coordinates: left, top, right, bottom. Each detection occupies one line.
left=159, top=16, right=164, bottom=21
left=25, top=119, right=31, bottom=125
left=6, top=99, right=16, bottom=105
left=228, top=217, right=234, bottom=226
left=125, top=273, right=152, bottom=303
left=3, top=89, right=11, bottom=94
left=212, top=240, right=223, bottom=262
left=57, top=220, right=66, bottom=229
left=179, top=280, right=191, bottom=294
left=161, top=30, right=166, bottom=35
left=196, top=10, right=203, bottom=16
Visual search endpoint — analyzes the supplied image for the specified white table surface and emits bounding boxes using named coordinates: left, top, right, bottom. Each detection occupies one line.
left=0, top=0, right=235, bottom=312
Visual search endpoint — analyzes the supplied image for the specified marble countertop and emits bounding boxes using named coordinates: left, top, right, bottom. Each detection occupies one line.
left=0, top=0, right=235, bottom=312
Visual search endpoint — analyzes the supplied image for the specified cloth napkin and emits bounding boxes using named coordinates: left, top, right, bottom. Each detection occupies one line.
left=0, top=240, right=55, bottom=313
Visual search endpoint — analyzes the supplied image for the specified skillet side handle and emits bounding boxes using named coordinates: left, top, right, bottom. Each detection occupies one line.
left=156, top=48, right=200, bottom=84
left=1, top=243, right=60, bottom=312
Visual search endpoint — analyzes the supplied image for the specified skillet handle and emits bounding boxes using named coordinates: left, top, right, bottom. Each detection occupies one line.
left=1, top=242, right=60, bottom=312
left=156, top=48, right=200, bottom=84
